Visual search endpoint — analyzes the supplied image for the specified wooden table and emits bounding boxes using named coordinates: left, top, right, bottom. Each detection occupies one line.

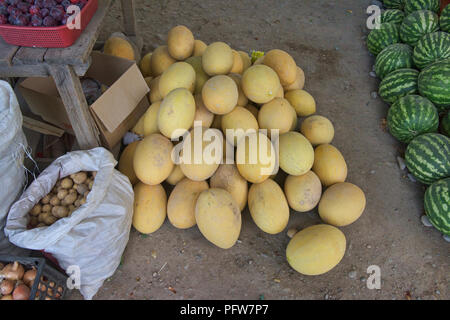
left=0, top=0, right=139, bottom=150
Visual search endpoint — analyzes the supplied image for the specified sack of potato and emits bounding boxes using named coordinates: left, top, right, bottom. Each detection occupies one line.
left=4, top=148, right=134, bottom=300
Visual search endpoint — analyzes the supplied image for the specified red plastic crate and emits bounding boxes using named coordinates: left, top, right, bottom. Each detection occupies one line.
left=0, top=0, right=98, bottom=48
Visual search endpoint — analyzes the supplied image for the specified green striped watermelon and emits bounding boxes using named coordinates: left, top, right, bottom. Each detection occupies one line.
left=418, top=59, right=450, bottom=112
left=405, top=133, right=450, bottom=184
left=424, top=178, right=450, bottom=236
left=387, top=95, right=439, bottom=142
left=403, top=0, right=440, bottom=15
left=381, top=9, right=405, bottom=24
left=441, top=111, right=450, bottom=137
left=441, top=5, right=450, bottom=33
left=400, top=10, right=439, bottom=47
left=413, top=32, right=450, bottom=70
left=375, top=43, right=414, bottom=79
left=379, top=68, right=419, bottom=104
left=383, top=0, right=404, bottom=9
left=367, top=23, right=400, bottom=56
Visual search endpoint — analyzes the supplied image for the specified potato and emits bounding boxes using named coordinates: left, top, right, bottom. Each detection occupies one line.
left=36, top=223, right=46, bottom=228
left=44, top=215, right=58, bottom=226
left=71, top=172, right=87, bottom=185
left=60, top=178, right=73, bottom=189
left=42, top=204, right=52, bottom=213
left=38, top=212, right=50, bottom=223
left=29, top=216, right=38, bottom=227
left=61, top=191, right=77, bottom=206
left=57, top=189, right=68, bottom=200
left=52, top=206, right=69, bottom=218
left=41, top=195, right=50, bottom=205
left=80, top=197, right=87, bottom=206
left=49, top=196, right=60, bottom=206
left=75, top=184, right=89, bottom=195
left=30, top=204, right=41, bottom=216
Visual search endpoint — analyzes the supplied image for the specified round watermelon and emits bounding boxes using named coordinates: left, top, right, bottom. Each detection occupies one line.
left=418, top=59, right=450, bottom=112
left=413, top=32, right=450, bottom=70
left=387, top=95, right=439, bottom=142
left=403, top=0, right=440, bottom=15
left=379, top=68, right=419, bottom=104
left=375, top=43, right=414, bottom=79
left=441, top=5, right=450, bottom=33
left=405, top=133, right=450, bottom=184
left=383, top=0, right=404, bottom=9
left=367, top=23, right=400, bottom=56
left=424, top=178, right=450, bottom=236
left=400, top=10, right=439, bottom=47
left=441, top=111, right=450, bottom=137
left=381, top=9, right=405, bottom=25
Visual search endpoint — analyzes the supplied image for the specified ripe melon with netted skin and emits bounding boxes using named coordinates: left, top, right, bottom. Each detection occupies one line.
left=424, top=178, right=450, bottom=236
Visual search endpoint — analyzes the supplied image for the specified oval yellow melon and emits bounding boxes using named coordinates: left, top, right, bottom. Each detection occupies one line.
left=289, top=102, right=298, bottom=130
left=132, top=182, right=167, bottom=234
left=283, top=66, right=305, bottom=91
left=159, top=62, right=196, bottom=98
left=242, top=65, right=281, bottom=104
left=133, top=134, right=174, bottom=185
left=158, top=88, right=196, bottom=139
left=167, top=25, right=194, bottom=60
left=195, top=188, right=241, bottom=249
left=118, top=141, right=139, bottom=185
left=193, top=94, right=214, bottom=128
left=132, top=115, right=145, bottom=136
left=180, top=127, right=221, bottom=181
left=312, top=144, right=347, bottom=187
left=285, top=89, right=316, bottom=117
left=236, top=131, right=276, bottom=183
left=238, top=51, right=251, bottom=72
left=185, top=56, right=210, bottom=94
left=139, top=52, right=152, bottom=77
left=221, top=106, right=259, bottom=144
left=166, top=165, right=185, bottom=185
left=279, top=132, right=314, bottom=176
left=202, top=75, right=238, bottom=115
left=248, top=179, right=290, bottom=234
left=230, top=50, right=244, bottom=74
left=149, top=76, right=162, bottom=103
left=167, top=178, right=208, bottom=229
left=263, top=49, right=297, bottom=86
left=143, top=101, right=162, bottom=136
left=193, top=39, right=207, bottom=56
left=228, top=73, right=249, bottom=107
left=300, top=115, right=335, bottom=146
left=244, top=103, right=259, bottom=119
left=210, top=164, right=248, bottom=211
left=319, top=182, right=366, bottom=226
left=286, top=224, right=346, bottom=275
left=258, top=98, right=295, bottom=136
left=284, top=171, right=322, bottom=212
left=103, top=37, right=135, bottom=60
left=202, top=42, right=234, bottom=76
left=151, top=45, right=176, bottom=76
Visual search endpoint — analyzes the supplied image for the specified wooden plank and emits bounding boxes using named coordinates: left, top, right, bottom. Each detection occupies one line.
left=121, top=0, right=137, bottom=36
left=0, top=38, right=19, bottom=67
left=0, top=64, right=49, bottom=77
left=44, top=0, right=112, bottom=66
left=12, top=47, right=47, bottom=65
left=49, top=65, right=101, bottom=149
left=22, top=116, right=65, bottom=137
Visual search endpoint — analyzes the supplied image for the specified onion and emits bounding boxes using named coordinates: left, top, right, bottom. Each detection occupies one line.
left=0, top=279, right=15, bottom=295
left=0, top=261, right=25, bottom=281
left=12, top=284, right=30, bottom=300
left=23, top=268, right=37, bottom=287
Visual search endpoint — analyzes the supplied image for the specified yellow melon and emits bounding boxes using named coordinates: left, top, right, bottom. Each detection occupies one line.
left=202, top=42, right=234, bottom=76
left=193, top=94, right=214, bottom=128
left=103, top=37, right=135, bottom=60
left=185, top=56, right=210, bottom=94
left=242, top=65, right=281, bottom=104
left=150, top=45, right=176, bottom=76
left=263, top=49, right=297, bottom=86
left=230, top=50, right=244, bottom=74
left=238, top=51, right=252, bottom=72
left=118, top=141, right=139, bottom=185
left=159, top=62, right=196, bottom=98
left=142, top=101, right=161, bottom=136
left=284, top=171, right=322, bottom=212
left=283, top=66, right=305, bottom=91
left=139, top=52, right=152, bottom=77
left=279, top=132, right=314, bottom=176
left=132, top=182, right=167, bottom=234
left=210, top=164, right=248, bottom=211
left=149, top=76, right=162, bottom=103
left=300, top=115, right=335, bottom=146
left=286, top=224, right=346, bottom=275
left=193, top=39, right=207, bottom=56
left=285, top=89, right=316, bottom=117
left=312, top=144, right=347, bottom=186
left=133, top=134, right=174, bottom=185
left=167, top=178, right=208, bottom=229
left=228, top=73, right=249, bottom=107
left=258, top=98, right=295, bottom=136
left=318, top=182, right=366, bottom=226
left=202, top=75, right=238, bottom=115
left=167, top=25, right=195, bottom=60
left=166, top=165, right=185, bottom=185
left=132, top=115, right=145, bottom=136
left=195, top=188, right=241, bottom=249
left=248, top=179, right=290, bottom=234
left=221, top=106, right=259, bottom=144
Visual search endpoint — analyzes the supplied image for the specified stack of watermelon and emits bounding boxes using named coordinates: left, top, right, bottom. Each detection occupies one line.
left=367, top=0, right=450, bottom=237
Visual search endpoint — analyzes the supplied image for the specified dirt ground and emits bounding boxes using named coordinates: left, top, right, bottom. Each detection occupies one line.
left=71, top=0, right=449, bottom=300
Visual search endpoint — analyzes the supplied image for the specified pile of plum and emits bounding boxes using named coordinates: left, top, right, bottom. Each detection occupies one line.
left=0, top=0, right=88, bottom=27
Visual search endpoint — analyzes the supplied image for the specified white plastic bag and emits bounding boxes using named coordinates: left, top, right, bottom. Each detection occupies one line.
left=0, top=80, right=28, bottom=255
left=5, top=147, right=134, bottom=300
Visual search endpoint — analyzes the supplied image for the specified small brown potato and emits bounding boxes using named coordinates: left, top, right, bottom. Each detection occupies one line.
left=71, top=172, right=87, bottom=185
left=52, top=206, right=69, bottom=218
left=41, top=195, right=50, bottom=205
left=61, top=191, right=77, bottom=206
left=76, top=184, right=89, bottom=195
left=29, top=216, right=38, bottom=227
left=60, top=178, right=73, bottom=189
left=49, top=196, right=60, bottom=206
left=57, top=189, right=68, bottom=200
left=38, top=212, right=51, bottom=223
left=44, top=215, right=58, bottom=226
left=30, top=204, right=42, bottom=216
left=74, top=199, right=81, bottom=207
left=42, top=204, right=52, bottom=213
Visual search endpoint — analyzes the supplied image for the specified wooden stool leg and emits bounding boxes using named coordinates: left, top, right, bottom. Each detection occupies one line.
left=121, top=0, right=137, bottom=36
left=49, top=65, right=101, bottom=150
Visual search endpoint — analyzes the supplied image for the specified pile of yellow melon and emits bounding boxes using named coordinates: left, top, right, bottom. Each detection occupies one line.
left=117, top=25, right=367, bottom=276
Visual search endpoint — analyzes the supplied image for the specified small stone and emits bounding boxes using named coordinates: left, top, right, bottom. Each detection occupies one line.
left=348, top=271, right=357, bottom=279
left=396, top=156, right=406, bottom=170
left=324, top=294, right=329, bottom=300
left=421, top=215, right=433, bottom=227
left=370, top=170, right=376, bottom=174
left=369, top=71, right=377, bottom=78
left=443, top=235, right=450, bottom=242
left=435, top=290, right=440, bottom=295
left=152, top=272, right=158, bottom=277
left=407, top=174, right=417, bottom=182
left=366, top=244, right=372, bottom=249
left=151, top=250, right=157, bottom=259
left=248, top=260, right=253, bottom=265
left=273, top=279, right=281, bottom=283
left=371, top=91, right=378, bottom=99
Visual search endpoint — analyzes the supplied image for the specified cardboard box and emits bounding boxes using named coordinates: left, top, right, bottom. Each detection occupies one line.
left=19, top=51, right=150, bottom=150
